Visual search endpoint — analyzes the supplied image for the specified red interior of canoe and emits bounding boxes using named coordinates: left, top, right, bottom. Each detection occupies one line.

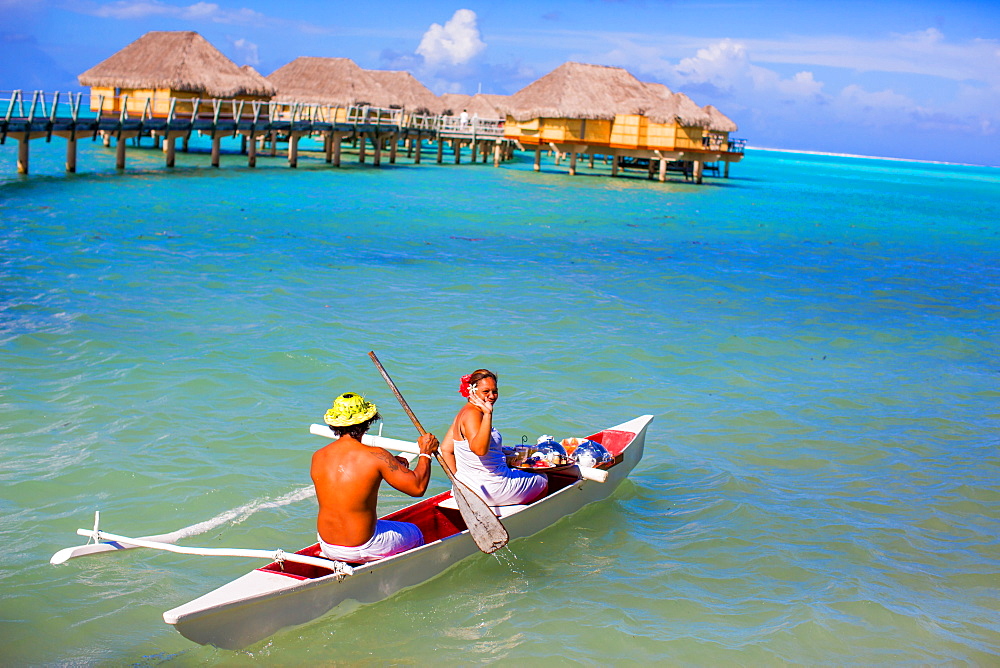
left=256, top=428, right=635, bottom=580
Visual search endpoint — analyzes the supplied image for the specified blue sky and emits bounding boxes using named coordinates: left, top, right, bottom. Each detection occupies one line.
left=2, top=0, right=998, bottom=166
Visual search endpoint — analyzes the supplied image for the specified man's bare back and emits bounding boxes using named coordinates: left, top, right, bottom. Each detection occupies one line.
left=311, top=432, right=439, bottom=547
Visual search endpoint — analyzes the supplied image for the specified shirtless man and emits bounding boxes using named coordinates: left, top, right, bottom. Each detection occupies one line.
left=312, top=392, right=439, bottom=563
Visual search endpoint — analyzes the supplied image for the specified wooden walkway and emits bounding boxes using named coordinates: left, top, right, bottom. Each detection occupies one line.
left=1, top=90, right=515, bottom=174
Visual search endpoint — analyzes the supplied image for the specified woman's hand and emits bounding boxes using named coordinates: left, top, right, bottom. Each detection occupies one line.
left=468, top=386, right=494, bottom=415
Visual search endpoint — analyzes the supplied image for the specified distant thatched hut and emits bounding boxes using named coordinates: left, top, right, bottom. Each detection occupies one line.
left=364, top=70, right=442, bottom=114
left=437, top=93, right=506, bottom=120
left=78, top=31, right=275, bottom=116
left=267, top=57, right=387, bottom=108
left=437, top=93, right=471, bottom=116
left=240, top=65, right=272, bottom=92
left=464, top=94, right=508, bottom=121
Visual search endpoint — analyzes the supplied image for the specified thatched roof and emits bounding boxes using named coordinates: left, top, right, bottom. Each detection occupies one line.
left=239, top=65, right=272, bottom=93
left=364, top=70, right=442, bottom=112
left=505, top=62, right=650, bottom=121
left=438, top=93, right=471, bottom=115
left=78, top=31, right=275, bottom=98
left=702, top=104, right=738, bottom=133
left=267, top=57, right=388, bottom=106
left=437, top=93, right=506, bottom=119
left=642, top=83, right=711, bottom=127
left=469, top=94, right=508, bottom=120
left=449, top=94, right=507, bottom=120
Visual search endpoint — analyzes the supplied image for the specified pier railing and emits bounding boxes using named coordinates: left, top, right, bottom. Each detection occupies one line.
left=407, top=113, right=440, bottom=132
left=437, top=115, right=504, bottom=137
left=702, top=134, right=746, bottom=153
left=1, top=90, right=420, bottom=138
left=2, top=90, right=90, bottom=131
left=1, top=90, right=515, bottom=148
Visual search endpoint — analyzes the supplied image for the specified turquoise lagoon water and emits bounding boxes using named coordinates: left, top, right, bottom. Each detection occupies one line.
left=1, top=138, right=998, bottom=665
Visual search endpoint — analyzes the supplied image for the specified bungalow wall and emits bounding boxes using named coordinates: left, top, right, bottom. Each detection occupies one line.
left=505, top=114, right=706, bottom=152
left=504, top=116, right=612, bottom=145
left=609, top=114, right=647, bottom=149
left=503, top=116, right=538, bottom=141
left=644, top=122, right=704, bottom=151
left=88, top=86, right=122, bottom=113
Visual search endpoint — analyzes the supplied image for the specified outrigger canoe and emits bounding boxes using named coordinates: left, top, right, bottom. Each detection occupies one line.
left=157, top=414, right=653, bottom=648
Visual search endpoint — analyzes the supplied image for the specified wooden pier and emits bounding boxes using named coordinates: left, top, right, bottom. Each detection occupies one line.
left=2, top=90, right=741, bottom=184
left=1, top=90, right=515, bottom=175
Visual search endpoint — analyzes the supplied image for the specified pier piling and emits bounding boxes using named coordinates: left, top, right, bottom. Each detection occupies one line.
left=66, top=135, right=77, bottom=173
left=17, top=138, right=28, bottom=174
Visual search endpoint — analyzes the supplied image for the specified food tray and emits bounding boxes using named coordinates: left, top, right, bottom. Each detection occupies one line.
left=511, top=461, right=577, bottom=473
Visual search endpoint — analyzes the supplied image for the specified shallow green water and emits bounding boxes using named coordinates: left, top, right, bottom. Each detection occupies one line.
left=1, top=139, right=998, bottom=664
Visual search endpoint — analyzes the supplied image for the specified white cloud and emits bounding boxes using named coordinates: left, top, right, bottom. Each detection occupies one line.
left=838, top=84, right=914, bottom=113
left=894, top=27, right=944, bottom=46
left=92, top=1, right=173, bottom=19
left=231, top=37, right=259, bottom=66
left=91, top=1, right=267, bottom=26
left=671, top=39, right=825, bottom=103
left=416, top=9, right=486, bottom=68
left=673, top=39, right=749, bottom=94
left=531, top=23, right=999, bottom=91
left=832, top=84, right=918, bottom=127
left=592, top=29, right=1000, bottom=143
left=740, top=30, right=1000, bottom=88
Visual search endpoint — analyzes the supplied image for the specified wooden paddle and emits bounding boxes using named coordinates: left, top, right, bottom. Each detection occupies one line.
left=368, top=351, right=509, bottom=554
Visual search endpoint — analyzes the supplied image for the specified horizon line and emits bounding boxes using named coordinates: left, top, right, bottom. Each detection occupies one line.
left=746, top=145, right=997, bottom=170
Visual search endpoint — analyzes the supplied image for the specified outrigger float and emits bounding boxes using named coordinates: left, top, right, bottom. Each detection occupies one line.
left=53, top=415, right=654, bottom=649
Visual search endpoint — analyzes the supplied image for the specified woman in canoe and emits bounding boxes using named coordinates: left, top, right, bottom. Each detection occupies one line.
left=441, top=369, right=547, bottom=505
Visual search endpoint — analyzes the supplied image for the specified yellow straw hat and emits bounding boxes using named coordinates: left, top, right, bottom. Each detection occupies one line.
left=324, top=393, right=378, bottom=427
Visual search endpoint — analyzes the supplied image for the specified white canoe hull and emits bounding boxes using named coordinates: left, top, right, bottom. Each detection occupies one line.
left=163, top=415, right=654, bottom=649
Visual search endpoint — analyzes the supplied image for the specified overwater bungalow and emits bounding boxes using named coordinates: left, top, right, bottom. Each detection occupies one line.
left=78, top=31, right=275, bottom=117
left=504, top=62, right=648, bottom=146
left=504, top=61, right=742, bottom=182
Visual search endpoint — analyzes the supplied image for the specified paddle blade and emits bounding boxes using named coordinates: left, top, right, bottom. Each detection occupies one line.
left=451, top=482, right=509, bottom=553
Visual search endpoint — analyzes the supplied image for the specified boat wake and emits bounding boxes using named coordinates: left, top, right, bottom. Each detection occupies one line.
left=159, top=486, right=316, bottom=542
left=50, top=486, right=318, bottom=565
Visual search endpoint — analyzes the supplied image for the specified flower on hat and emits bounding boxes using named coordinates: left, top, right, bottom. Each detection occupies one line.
left=458, top=373, right=472, bottom=398
left=324, top=392, right=378, bottom=427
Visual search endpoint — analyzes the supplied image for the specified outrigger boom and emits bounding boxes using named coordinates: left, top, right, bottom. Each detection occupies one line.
left=71, top=528, right=353, bottom=576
